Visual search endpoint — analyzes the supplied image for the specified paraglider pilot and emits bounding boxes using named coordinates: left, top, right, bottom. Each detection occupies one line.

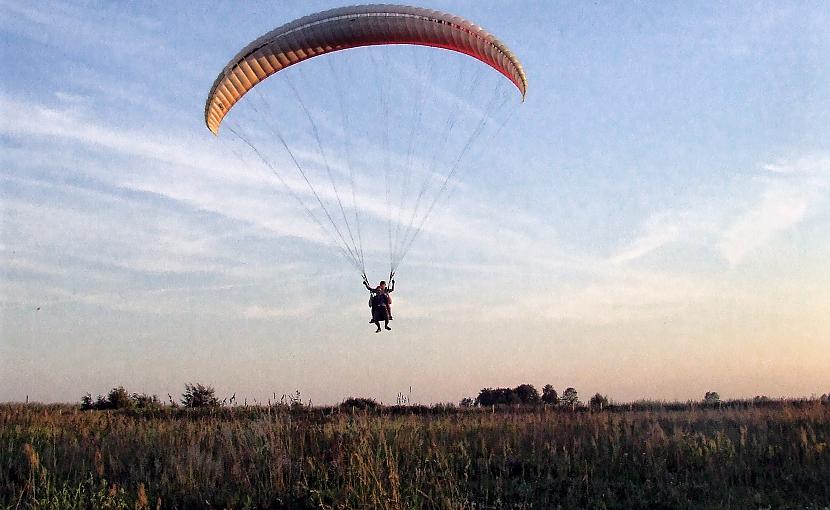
left=363, top=275, right=394, bottom=333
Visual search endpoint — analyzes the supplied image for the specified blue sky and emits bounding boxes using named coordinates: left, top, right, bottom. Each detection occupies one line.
left=1, top=1, right=829, bottom=404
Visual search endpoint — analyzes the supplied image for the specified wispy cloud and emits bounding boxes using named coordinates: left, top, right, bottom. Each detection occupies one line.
left=0, top=93, right=563, bottom=273
left=608, top=154, right=830, bottom=267
left=242, top=303, right=320, bottom=319
left=718, top=155, right=829, bottom=265
left=609, top=214, right=680, bottom=264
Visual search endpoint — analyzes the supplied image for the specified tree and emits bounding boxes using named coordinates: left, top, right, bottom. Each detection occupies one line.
left=476, top=388, right=511, bottom=406
left=81, top=393, right=94, bottom=410
left=703, top=391, right=720, bottom=405
left=505, top=388, right=522, bottom=405
left=541, top=385, right=559, bottom=406
left=181, top=383, right=220, bottom=408
left=514, top=384, right=540, bottom=405
left=459, top=397, right=475, bottom=408
left=589, top=393, right=609, bottom=410
left=561, top=387, right=580, bottom=410
left=476, top=385, right=544, bottom=407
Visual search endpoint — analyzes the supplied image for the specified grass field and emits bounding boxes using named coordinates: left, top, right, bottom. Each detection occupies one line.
left=2, top=402, right=829, bottom=509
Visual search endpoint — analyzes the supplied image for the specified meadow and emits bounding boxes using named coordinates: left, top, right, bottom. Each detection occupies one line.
left=2, top=402, right=829, bottom=509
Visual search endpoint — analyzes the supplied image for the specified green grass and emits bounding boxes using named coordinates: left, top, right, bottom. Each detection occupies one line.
left=2, top=403, right=829, bottom=509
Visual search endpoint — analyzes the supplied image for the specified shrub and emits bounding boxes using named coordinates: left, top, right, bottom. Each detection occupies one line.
left=80, top=388, right=125, bottom=410
left=106, top=387, right=133, bottom=410
left=589, top=393, right=609, bottom=410
left=80, top=393, right=94, bottom=410
left=341, top=397, right=379, bottom=410
left=132, top=393, right=161, bottom=409
left=181, top=383, right=220, bottom=408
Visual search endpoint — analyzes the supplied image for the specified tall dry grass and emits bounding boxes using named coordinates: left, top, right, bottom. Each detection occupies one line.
left=1, top=403, right=829, bottom=509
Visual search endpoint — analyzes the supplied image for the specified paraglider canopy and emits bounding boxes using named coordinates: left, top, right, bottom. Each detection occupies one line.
left=205, top=4, right=527, bottom=135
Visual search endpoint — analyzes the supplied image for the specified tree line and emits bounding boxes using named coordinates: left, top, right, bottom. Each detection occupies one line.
left=464, top=384, right=607, bottom=410
left=79, top=384, right=830, bottom=412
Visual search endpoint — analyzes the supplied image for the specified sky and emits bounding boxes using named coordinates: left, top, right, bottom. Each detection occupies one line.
left=1, top=1, right=829, bottom=405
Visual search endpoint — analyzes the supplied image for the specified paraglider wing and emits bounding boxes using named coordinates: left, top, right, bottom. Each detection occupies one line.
left=205, top=4, right=527, bottom=135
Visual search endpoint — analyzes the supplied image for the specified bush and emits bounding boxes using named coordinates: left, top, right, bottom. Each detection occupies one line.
left=589, top=393, right=609, bottom=410
left=80, top=393, right=94, bottom=410
left=106, top=387, right=133, bottom=410
left=341, top=397, right=379, bottom=410
left=81, top=387, right=157, bottom=410
left=132, top=393, right=161, bottom=409
left=181, top=383, right=220, bottom=408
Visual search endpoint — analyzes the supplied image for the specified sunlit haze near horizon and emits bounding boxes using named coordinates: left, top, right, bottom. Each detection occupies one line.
left=1, top=1, right=829, bottom=405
